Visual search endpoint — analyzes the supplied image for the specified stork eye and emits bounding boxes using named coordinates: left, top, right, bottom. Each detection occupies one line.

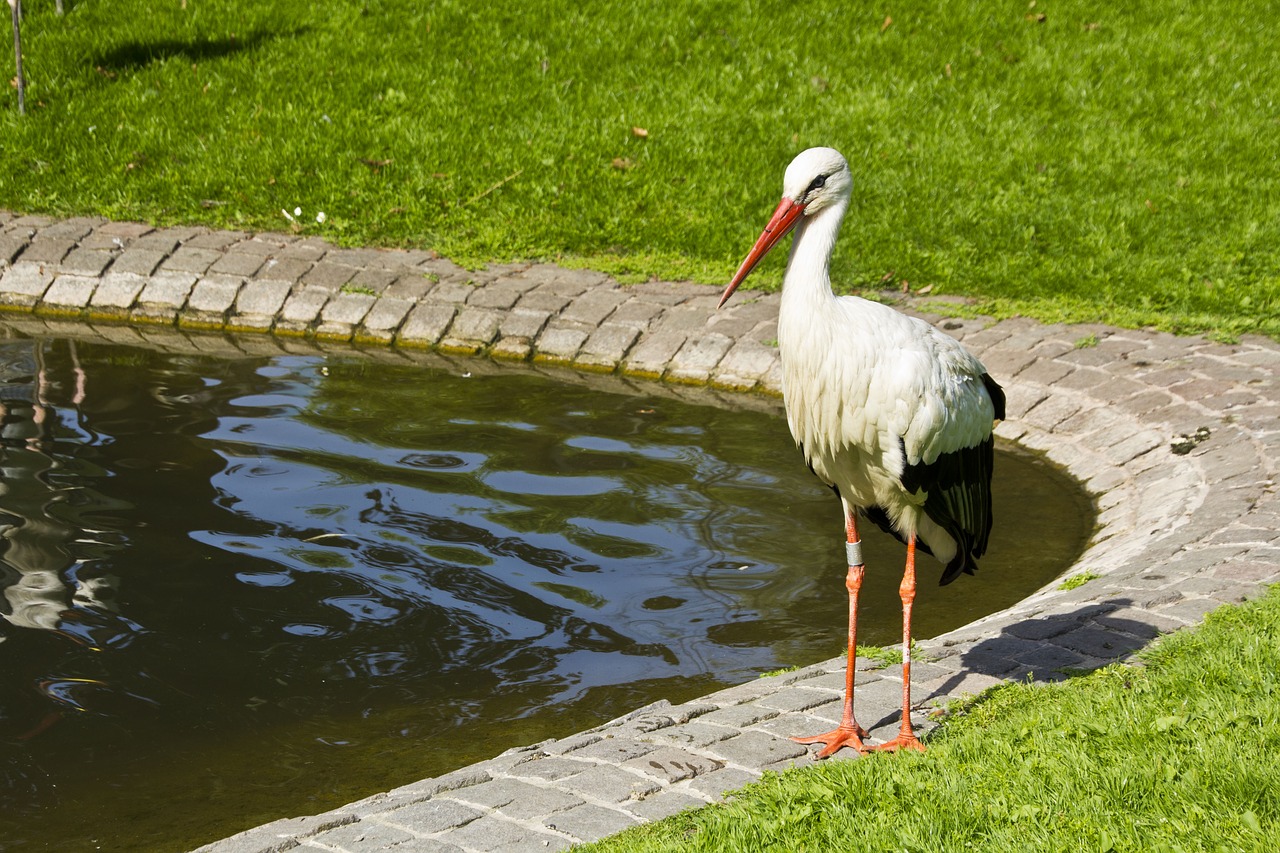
left=806, top=174, right=828, bottom=195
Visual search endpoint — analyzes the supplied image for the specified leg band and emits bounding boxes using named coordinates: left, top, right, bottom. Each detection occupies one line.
left=846, top=540, right=863, bottom=566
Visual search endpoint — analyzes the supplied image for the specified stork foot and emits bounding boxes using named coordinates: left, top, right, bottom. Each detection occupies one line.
left=792, top=723, right=869, bottom=759
left=866, top=730, right=925, bottom=753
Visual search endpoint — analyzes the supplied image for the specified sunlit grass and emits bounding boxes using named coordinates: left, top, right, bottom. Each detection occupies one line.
left=1, top=0, right=1276, bottom=339
left=585, top=585, right=1280, bottom=851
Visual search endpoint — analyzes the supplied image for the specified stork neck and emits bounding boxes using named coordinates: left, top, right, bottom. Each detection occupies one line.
left=783, top=197, right=848, bottom=310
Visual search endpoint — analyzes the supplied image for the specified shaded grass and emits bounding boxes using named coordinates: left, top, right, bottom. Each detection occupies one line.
left=585, top=585, right=1280, bottom=851
left=1, top=0, right=1277, bottom=339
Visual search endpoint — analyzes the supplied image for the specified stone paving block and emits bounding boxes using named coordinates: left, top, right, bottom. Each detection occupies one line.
left=399, top=303, right=457, bottom=346
left=622, top=790, right=707, bottom=822
left=210, top=250, right=267, bottom=278
left=60, top=248, right=115, bottom=276
left=279, top=289, right=331, bottom=326
left=302, top=262, right=358, bottom=290
left=666, top=333, right=733, bottom=382
left=380, top=797, right=484, bottom=834
left=161, top=246, right=222, bottom=275
left=347, top=267, right=399, bottom=293
left=386, top=272, right=435, bottom=301
left=553, top=763, right=661, bottom=804
left=0, top=234, right=28, bottom=263
left=576, top=323, right=641, bottom=369
left=137, top=272, right=197, bottom=309
left=560, top=289, right=628, bottom=326
left=515, top=289, right=572, bottom=313
left=652, top=306, right=712, bottom=334
left=695, top=702, right=779, bottom=730
left=80, top=230, right=131, bottom=250
left=278, top=239, right=329, bottom=262
left=309, top=817, right=417, bottom=850
left=7, top=214, right=56, bottom=229
left=430, top=281, right=476, bottom=303
left=191, top=813, right=358, bottom=853
left=88, top=272, right=146, bottom=310
left=713, top=338, right=779, bottom=389
left=499, top=308, right=552, bottom=340
left=232, top=237, right=285, bottom=257
left=1004, top=615, right=1079, bottom=641
left=18, top=238, right=76, bottom=264
left=491, top=337, right=533, bottom=360
left=1016, top=357, right=1075, bottom=386
left=442, top=306, right=502, bottom=348
left=446, top=778, right=582, bottom=820
left=467, top=284, right=530, bottom=310
left=754, top=687, right=842, bottom=714
left=1023, top=395, right=1085, bottom=431
left=435, top=815, right=544, bottom=852
left=235, top=279, right=293, bottom=319
left=623, top=329, right=689, bottom=377
left=1010, top=643, right=1088, bottom=673
left=187, top=277, right=243, bottom=315
left=1213, top=560, right=1280, bottom=584
left=256, top=257, right=312, bottom=282
left=705, top=730, right=808, bottom=767
left=622, top=747, right=723, bottom=784
left=360, top=296, right=415, bottom=334
left=0, top=263, right=55, bottom=305
left=1055, top=626, right=1147, bottom=661
left=542, top=803, right=639, bottom=842
left=96, top=221, right=154, bottom=239
left=186, top=230, right=247, bottom=250
left=686, top=765, right=761, bottom=799
left=638, top=720, right=736, bottom=750
left=503, top=756, right=592, bottom=783
left=534, top=324, right=590, bottom=362
left=38, top=275, right=96, bottom=310
left=321, top=292, right=377, bottom=326
left=111, top=247, right=168, bottom=277
left=608, top=299, right=664, bottom=329
left=569, top=737, right=659, bottom=764
left=40, top=218, right=105, bottom=240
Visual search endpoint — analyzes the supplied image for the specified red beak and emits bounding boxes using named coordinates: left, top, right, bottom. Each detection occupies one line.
left=718, top=196, right=806, bottom=309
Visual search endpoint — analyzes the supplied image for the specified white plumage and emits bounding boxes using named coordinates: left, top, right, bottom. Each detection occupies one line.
left=719, top=147, right=1004, bottom=755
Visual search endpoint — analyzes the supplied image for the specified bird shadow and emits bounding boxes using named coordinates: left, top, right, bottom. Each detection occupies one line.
left=92, top=27, right=310, bottom=74
left=920, top=597, right=1167, bottom=707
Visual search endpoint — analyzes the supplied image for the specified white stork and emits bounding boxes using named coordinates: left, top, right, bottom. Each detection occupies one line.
left=718, top=147, right=1005, bottom=756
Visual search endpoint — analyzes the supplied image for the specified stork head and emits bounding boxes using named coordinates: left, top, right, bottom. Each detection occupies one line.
left=718, top=147, right=851, bottom=308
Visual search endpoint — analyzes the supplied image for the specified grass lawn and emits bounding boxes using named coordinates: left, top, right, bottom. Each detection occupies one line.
left=584, top=585, right=1280, bottom=852
left=2, top=0, right=1277, bottom=339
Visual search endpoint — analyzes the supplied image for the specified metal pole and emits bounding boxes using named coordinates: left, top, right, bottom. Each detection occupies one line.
left=8, top=0, right=24, bottom=116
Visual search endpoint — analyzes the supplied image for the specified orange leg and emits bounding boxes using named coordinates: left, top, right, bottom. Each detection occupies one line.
left=869, top=535, right=925, bottom=752
left=793, top=510, right=870, bottom=758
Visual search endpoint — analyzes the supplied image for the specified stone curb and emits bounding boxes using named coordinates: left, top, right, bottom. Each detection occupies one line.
left=2, top=211, right=1278, bottom=853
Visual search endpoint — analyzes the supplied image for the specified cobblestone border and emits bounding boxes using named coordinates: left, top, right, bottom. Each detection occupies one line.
left=3, top=212, right=1278, bottom=853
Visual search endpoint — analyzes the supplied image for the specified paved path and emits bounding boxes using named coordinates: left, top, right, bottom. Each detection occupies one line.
left=2, top=211, right=1278, bottom=852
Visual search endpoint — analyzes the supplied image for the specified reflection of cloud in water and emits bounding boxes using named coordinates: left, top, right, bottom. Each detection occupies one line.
left=479, top=469, right=620, bottom=497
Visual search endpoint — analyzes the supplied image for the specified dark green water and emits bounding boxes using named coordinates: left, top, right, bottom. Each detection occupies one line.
left=0, top=335, right=1092, bottom=851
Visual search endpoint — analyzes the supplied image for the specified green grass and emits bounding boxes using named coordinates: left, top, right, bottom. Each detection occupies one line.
left=2, top=0, right=1277, bottom=339
left=1057, top=570, right=1101, bottom=590
left=586, top=585, right=1280, bottom=852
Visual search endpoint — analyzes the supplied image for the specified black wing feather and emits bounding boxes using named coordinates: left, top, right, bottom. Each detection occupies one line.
left=899, top=372, right=1003, bottom=586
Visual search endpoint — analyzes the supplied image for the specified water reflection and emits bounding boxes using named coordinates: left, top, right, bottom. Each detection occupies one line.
left=0, top=333, right=1092, bottom=852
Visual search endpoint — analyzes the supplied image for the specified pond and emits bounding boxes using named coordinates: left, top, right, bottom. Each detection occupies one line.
left=0, top=333, right=1094, bottom=851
